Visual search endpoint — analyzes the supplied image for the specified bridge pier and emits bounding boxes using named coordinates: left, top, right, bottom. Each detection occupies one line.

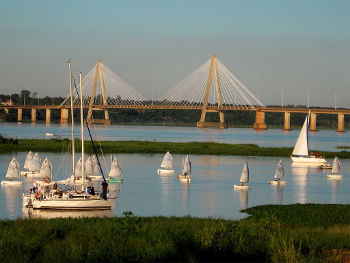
left=310, top=112, right=317, bottom=131
left=283, top=112, right=291, bottom=131
left=337, top=113, right=344, bottom=132
left=17, top=108, right=22, bottom=122
left=31, top=109, right=36, bottom=122
left=60, top=108, right=69, bottom=125
left=46, top=109, right=51, bottom=124
left=197, top=110, right=227, bottom=129
left=253, top=111, right=267, bottom=130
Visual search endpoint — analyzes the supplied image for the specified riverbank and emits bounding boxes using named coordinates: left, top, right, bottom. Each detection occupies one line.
left=1, top=204, right=350, bottom=262
left=1, top=137, right=349, bottom=158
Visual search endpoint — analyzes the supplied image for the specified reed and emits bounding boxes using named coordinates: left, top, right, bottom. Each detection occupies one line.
left=1, top=138, right=349, bottom=159
left=1, top=204, right=350, bottom=262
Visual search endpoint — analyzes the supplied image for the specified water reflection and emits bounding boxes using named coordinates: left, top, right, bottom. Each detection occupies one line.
left=328, top=179, right=341, bottom=203
left=181, top=183, right=190, bottom=214
left=239, top=189, right=248, bottom=210
left=2, top=185, right=22, bottom=218
left=23, top=208, right=114, bottom=219
left=291, top=165, right=308, bottom=203
left=271, top=184, right=285, bottom=204
left=159, top=175, right=172, bottom=208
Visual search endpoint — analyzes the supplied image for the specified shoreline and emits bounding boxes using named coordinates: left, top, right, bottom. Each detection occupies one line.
left=2, top=204, right=350, bottom=262
left=1, top=138, right=349, bottom=158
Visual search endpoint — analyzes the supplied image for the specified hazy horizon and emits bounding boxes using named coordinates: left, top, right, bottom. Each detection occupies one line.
left=1, top=0, right=349, bottom=108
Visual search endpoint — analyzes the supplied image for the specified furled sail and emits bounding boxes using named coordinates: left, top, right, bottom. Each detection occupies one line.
left=24, top=151, right=33, bottom=170
left=109, top=156, right=122, bottom=178
left=160, top=151, right=173, bottom=169
left=85, top=156, right=94, bottom=176
left=292, top=116, right=309, bottom=157
left=332, top=157, right=340, bottom=175
left=39, top=157, right=52, bottom=178
left=31, top=153, right=41, bottom=172
left=182, top=155, right=191, bottom=175
left=240, top=162, right=249, bottom=183
left=6, top=157, right=21, bottom=179
left=274, top=160, right=284, bottom=180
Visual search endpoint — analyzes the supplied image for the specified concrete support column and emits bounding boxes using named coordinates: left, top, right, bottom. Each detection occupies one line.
left=17, top=108, right=22, bottom=122
left=337, top=113, right=344, bottom=132
left=45, top=109, right=51, bottom=124
left=253, top=111, right=267, bottom=130
left=60, top=108, right=69, bottom=125
left=4, top=108, right=9, bottom=113
left=31, top=109, right=36, bottom=122
left=310, top=112, right=317, bottom=131
left=284, top=112, right=291, bottom=131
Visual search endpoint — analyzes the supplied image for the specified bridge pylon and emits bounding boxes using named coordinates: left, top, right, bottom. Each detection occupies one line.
left=197, top=55, right=227, bottom=129
left=86, top=59, right=111, bottom=125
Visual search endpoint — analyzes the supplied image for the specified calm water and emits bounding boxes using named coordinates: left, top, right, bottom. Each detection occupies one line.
left=1, top=153, right=349, bottom=219
left=0, top=122, right=349, bottom=151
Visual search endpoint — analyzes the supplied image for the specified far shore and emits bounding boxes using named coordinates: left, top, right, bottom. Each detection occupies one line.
left=1, top=138, right=349, bottom=158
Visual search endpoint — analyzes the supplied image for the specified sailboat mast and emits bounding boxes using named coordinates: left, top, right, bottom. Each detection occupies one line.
left=79, top=72, right=85, bottom=191
left=68, top=61, right=75, bottom=176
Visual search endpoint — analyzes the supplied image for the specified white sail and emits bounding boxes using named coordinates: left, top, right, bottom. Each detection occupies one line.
left=6, top=157, right=21, bottom=179
left=31, top=153, right=41, bottom=172
left=24, top=151, right=33, bottom=170
left=92, top=155, right=101, bottom=175
left=160, top=151, right=173, bottom=169
left=240, top=162, right=249, bottom=183
left=332, top=157, right=340, bottom=175
left=182, top=155, right=191, bottom=175
left=292, top=116, right=309, bottom=157
left=274, top=160, right=284, bottom=180
left=39, top=157, right=52, bottom=178
left=85, top=156, right=94, bottom=176
left=75, top=157, right=83, bottom=177
left=109, top=156, right=122, bottom=178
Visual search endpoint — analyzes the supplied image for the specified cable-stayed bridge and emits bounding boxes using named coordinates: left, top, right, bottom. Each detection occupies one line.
left=1, top=55, right=349, bottom=131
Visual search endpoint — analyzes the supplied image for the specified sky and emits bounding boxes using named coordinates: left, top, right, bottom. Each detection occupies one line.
left=0, top=0, right=349, bottom=107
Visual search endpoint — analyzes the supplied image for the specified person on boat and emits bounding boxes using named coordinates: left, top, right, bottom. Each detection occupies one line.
left=101, top=179, right=108, bottom=200
left=90, top=187, right=95, bottom=195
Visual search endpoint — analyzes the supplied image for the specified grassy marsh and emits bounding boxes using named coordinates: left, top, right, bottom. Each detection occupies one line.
left=1, top=204, right=350, bottom=262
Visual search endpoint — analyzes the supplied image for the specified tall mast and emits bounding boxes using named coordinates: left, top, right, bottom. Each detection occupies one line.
left=79, top=72, right=85, bottom=191
left=68, top=61, right=75, bottom=176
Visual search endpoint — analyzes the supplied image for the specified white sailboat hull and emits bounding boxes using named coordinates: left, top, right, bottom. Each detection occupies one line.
left=291, top=156, right=327, bottom=165
left=233, top=184, right=250, bottom=190
left=25, top=196, right=115, bottom=210
left=1, top=180, right=22, bottom=186
left=178, top=175, right=191, bottom=183
left=157, top=169, right=174, bottom=175
left=269, top=180, right=286, bottom=185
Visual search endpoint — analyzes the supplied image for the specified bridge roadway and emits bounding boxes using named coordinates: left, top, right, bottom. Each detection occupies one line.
left=0, top=104, right=349, bottom=132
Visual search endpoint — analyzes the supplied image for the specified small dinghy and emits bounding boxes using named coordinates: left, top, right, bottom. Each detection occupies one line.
left=326, top=157, right=342, bottom=179
left=1, top=157, right=22, bottom=186
left=177, top=155, right=192, bottom=183
left=269, top=160, right=286, bottom=185
left=233, top=162, right=251, bottom=190
left=107, top=155, right=123, bottom=183
left=157, top=151, right=174, bottom=175
left=20, top=151, right=40, bottom=176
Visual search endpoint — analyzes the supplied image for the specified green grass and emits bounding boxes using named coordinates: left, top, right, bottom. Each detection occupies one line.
left=1, top=138, right=350, bottom=159
left=1, top=204, right=350, bottom=262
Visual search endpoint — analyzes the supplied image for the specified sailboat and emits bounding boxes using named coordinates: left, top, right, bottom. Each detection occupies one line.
left=177, top=155, right=192, bottom=183
left=291, top=115, right=327, bottom=165
left=326, top=157, right=342, bottom=179
left=20, top=152, right=41, bottom=176
left=33, top=158, right=55, bottom=187
left=85, top=155, right=103, bottom=180
left=157, top=151, right=174, bottom=175
left=269, top=160, right=286, bottom=185
left=233, top=162, right=251, bottom=190
left=23, top=64, right=116, bottom=210
left=107, top=155, right=123, bottom=183
left=1, top=157, right=22, bottom=186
